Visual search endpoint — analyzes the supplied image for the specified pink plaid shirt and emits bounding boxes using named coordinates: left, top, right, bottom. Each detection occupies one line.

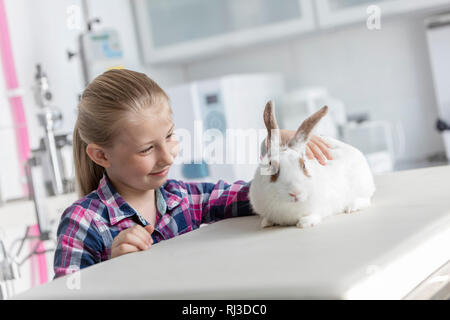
left=53, top=173, right=255, bottom=278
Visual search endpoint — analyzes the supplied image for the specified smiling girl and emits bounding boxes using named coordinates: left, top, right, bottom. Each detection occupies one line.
left=53, top=69, right=332, bottom=278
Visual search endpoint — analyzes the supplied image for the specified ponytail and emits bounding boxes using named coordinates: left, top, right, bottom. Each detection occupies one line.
left=73, top=122, right=104, bottom=197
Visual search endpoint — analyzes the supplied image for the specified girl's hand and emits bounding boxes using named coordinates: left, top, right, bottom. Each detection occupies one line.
left=306, top=134, right=334, bottom=165
left=280, top=130, right=333, bottom=166
left=111, top=224, right=154, bottom=259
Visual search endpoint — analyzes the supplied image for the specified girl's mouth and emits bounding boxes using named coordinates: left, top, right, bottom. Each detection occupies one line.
left=149, top=168, right=170, bottom=176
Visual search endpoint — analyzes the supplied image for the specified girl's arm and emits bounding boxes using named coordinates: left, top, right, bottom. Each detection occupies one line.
left=53, top=205, right=104, bottom=279
left=182, top=179, right=254, bottom=226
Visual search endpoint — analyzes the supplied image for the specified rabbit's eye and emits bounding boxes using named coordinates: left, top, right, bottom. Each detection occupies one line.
left=299, top=158, right=306, bottom=170
left=299, top=158, right=311, bottom=177
left=270, top=161, right=280, bottom=182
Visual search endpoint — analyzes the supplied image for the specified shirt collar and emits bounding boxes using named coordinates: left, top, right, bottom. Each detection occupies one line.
left=159, top=180, right=184, bottom=211
left=97, top=172, right=173, bottom=226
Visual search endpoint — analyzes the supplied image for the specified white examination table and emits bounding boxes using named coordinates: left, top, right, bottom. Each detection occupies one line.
left=15, top=165, right=450, bottom=299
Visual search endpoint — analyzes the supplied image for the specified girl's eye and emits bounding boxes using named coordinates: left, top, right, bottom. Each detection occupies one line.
left=141, top=146, right=153, bottom=154
left=141, top=132, right=174, bottom=154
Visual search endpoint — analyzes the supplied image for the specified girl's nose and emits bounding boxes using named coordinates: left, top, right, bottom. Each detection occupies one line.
left=158, top=144, right=174, bottom=166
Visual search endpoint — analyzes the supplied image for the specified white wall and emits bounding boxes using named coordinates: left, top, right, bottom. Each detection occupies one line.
left=0, top=0, right=447, bottom=200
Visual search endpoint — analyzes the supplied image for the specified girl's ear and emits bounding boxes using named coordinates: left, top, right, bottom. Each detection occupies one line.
left=288, top=106, right=328, bottom=151
left=86, top=143, right=111, bottom=169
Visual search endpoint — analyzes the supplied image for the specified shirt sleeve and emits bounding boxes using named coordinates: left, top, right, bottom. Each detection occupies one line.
left=53, top=205, right=104, bottom=279
left=183, top=179, right=256, bottom=226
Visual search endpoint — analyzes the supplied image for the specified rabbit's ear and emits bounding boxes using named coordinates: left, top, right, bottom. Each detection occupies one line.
left=288, top=106, right=328, bottom=149
left=263, top=100, right=280, bottom=157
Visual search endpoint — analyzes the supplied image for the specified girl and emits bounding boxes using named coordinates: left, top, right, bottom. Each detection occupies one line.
left=53, top=69, right=332, bottom=278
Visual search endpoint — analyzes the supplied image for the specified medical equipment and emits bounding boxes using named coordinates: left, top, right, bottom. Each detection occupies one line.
left=278, top=87, right=406, bottom=174
left=25, top=65, right=74, bottom=239
left=30, top=65, right=66, bottom=196
left=166, top=73, right=285, bottom=183
left=78, top=28, right=125, bottom=85
left=3, top=65, right=72, bottom=291
left=67, top=3, right=126, bottom=86
left=0, top=224, right=58, bottom=300
left=26, top=65, right=74, bottom=196
left=0, top=234, right=20, bottom=300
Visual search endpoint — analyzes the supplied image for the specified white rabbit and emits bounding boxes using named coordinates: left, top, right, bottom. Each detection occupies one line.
left=249, top=100, right=376, bottom=229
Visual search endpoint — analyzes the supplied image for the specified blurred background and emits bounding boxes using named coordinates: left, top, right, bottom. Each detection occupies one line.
left=1, top=0, right=450, bottom=298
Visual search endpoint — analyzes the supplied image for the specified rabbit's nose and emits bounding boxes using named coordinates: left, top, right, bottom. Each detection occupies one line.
left=289, top=192, right=299, bottom=202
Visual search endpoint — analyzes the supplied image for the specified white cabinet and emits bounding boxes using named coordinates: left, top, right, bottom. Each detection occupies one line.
left=315, top=0, right=450, bottom=28
left=133, top=0, right=450, bottom=64
left=133, top=0, right=315, bottom=64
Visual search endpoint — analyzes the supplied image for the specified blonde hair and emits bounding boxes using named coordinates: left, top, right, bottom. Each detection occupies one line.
left=73, top=69, right=170, bottom=197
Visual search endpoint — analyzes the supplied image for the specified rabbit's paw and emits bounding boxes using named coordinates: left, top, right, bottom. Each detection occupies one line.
left=261, top=217, right=275, bottom=228
left=297, top=215, right=322, bottom=228
left=344, top=197, right=371, bottom=214
left=344, top=205, right=358, bottom=214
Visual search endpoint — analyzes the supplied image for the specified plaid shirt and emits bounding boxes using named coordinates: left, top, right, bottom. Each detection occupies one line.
left=53, top=173, right=255, bottom=278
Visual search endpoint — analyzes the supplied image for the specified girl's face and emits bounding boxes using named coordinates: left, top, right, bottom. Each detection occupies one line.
left=105, top=103, right=179, bottom=194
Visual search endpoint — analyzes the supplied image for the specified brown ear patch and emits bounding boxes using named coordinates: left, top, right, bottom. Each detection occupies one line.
left=263, top=100, right=279, bottom=156
left=270, top=160, right=280, bottom=182
left=263, top=101, right=279, bottom=131
left=299, top=158, right=311, bottom=177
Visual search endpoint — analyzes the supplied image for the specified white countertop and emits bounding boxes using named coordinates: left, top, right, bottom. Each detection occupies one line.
left=14, top=165, right=450, bottom=300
